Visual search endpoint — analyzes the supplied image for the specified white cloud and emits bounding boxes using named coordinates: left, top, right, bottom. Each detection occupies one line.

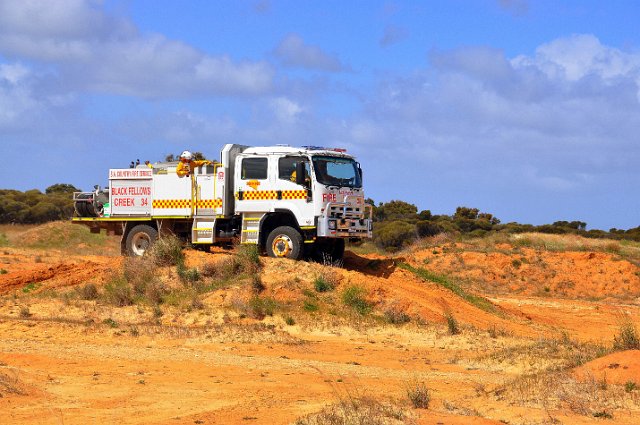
left=270, top=97, right=304, bottom=123
left=512, top=34, right=640, bottom=83
left=0, top=0, right=273, bottom=98
left=274, top=34, right=346, bottom=72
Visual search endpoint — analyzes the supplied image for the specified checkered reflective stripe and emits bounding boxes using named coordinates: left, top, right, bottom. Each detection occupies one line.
left=236, top=190, right=307, bottom=201
left=281, top=190, right=307, bottom=200
left=152, top=199, right=192, bottom=209
left=237, top=190, right=278, bottom=200
left=195, top=198, right=223, bottom=209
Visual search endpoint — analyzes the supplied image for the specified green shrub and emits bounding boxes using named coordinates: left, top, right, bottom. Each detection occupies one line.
left=237, top=244, right=261, bottom=273
left=445, top=312, right=460, bottom=335
left=284, top=316, right=296, bottom=326
left=0, top=233, right=8, bottom=246
left=248, top=296, right=277, bottom=319
left=613, top=321, right=640, bottom=350
left=0, top=269, right=7, bottom=275
left=383, top=305, right=410, bottom=324
left=177, top=263, right=201, bottom=285
left=103, top=276, right=134, bottom=307
left=624, top=381, right=637, bottom=392
left=342, top=285, right=372, bottom=315
left=251, top=274, right=265, bottom=293
left=373, top=220, right=416, bottom=251
left=314, top=275, right=335, bottom=293
left=406, top=381, right=430, bottom=409
left=102, top=318, right=119, bottom=328
left=416, top=221, right=442, bottom=238
left=303, top=299, right=319, bottom=312
left=77, top=283, right=99, bottom=300
left=149, top=235, right=184, bottom=266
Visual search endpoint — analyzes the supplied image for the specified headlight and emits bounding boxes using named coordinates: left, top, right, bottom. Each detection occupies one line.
left=328, top=220, right=336, bottom=230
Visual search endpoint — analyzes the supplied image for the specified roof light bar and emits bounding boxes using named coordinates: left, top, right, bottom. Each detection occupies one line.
left=301, top=146, right=347, bottom=153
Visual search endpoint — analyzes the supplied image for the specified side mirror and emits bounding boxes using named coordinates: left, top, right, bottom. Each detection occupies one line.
left=357, top=164, right=363, bottom=180
left=295, top=162, right=307, bottom=186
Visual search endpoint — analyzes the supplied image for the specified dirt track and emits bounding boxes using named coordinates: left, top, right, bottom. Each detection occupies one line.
left=1, top=227, right=640, bottom=424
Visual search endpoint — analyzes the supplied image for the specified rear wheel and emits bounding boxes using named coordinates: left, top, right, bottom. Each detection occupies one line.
left=266, top=226, right=303, bottom=260
left=125, top=224, right=158, bottom=257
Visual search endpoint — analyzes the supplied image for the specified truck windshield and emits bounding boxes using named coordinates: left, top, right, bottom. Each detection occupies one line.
left=312, top=156, right=362, bottom=188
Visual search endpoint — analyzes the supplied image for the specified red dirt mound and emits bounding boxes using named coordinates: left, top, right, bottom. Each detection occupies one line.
left=573, top=350, right=640, bottom=385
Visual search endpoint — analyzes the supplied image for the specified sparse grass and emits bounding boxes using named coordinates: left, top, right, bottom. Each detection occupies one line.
left=0, top=370, right=24, bottom=395
left=383, top=304, right=410, bottom=325
left=102, top=275, right=135, bottom=307
left=284, top=315, right=296, bottom=326
left=294, top=396, right=410, bottom=425
left=19, top=306, right=31, bottom=318
left=482, top=335, right=611, bottom=373
left=406, top=381, right=430, bottom=409
left=17, top=221, right=113, bottom=254
left=341, top=285, right=372, bottom=315
left=0, top=232, right=9, bottom=246
left=399, top=263, right=497, bottom=315
left=502, top=369, right=636, bottom=417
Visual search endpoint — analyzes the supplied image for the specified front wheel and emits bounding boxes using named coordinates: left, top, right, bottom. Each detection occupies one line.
left=125, top=224, right=158, bottom=257
left=266, top=226, right=303, bottom=260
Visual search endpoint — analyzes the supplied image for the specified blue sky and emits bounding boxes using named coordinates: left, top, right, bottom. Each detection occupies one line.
left=1, top=0, right=639, bottom=230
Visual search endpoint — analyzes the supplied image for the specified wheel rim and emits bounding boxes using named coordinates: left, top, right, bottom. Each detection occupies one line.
left=131, top=232, right=151, bottom=256
left=272, top=235, right=293, bottom=257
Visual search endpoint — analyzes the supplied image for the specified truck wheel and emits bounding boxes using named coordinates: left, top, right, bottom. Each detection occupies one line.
left=266, top=226, right=303, bottom=260
left=125, top=224, right=158, bottom=257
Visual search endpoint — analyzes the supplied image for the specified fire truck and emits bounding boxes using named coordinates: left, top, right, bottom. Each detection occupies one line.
left=72, top=144, right=372, bottom=261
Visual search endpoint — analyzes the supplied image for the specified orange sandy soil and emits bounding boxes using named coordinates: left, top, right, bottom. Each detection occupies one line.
left=1, top=224, right=640, bottom=424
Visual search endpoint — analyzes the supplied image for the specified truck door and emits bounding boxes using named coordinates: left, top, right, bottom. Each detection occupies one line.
left=195, top=164, right=223, bottom=216
left=235, top=156, right=273, bottom=212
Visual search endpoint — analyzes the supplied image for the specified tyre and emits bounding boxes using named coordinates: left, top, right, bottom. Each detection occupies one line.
left=125, top=224, right=158, bottom=257
left=266, top=226, right=303, bottom=260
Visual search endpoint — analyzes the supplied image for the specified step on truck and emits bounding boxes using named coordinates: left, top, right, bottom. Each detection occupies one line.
left=72, top=144, right=373, bottom=261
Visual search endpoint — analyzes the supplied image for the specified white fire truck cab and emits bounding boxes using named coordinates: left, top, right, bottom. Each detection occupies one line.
left=73, top=144, right=372, bottom=261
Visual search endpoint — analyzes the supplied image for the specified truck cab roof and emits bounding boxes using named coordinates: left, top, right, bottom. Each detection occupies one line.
left=241, top=145, right=354, bottom=159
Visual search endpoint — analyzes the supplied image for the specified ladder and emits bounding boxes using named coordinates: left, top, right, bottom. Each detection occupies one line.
left=240, top=213, right=263, bottom=244
left=192, top=216, right=216, bottom=245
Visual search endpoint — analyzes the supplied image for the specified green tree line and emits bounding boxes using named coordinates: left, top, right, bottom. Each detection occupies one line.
left=0, top=184, right=79, bottom=224
left=369, top=199, right=640, bottom=251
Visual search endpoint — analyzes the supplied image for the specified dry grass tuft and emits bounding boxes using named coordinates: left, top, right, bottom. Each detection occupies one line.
left=0, top=370, right=24, bottom=396
left=294, top=396, right=411, bottom=425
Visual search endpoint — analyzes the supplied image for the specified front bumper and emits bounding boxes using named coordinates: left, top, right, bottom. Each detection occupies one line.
left=317, top=201, right=373, bottom=238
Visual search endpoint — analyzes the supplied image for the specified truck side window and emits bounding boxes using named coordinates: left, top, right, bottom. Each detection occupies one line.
left=241, top=157, right=268, bottom=180
left=278, top=157, right=309, bottom=181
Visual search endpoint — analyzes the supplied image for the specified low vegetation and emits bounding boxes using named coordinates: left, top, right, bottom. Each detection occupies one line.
left=294, top=396, right=410, bottom=425
left=341, top=285, right=372, bottom=315
left=399, top=263, right=497, bottom=315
